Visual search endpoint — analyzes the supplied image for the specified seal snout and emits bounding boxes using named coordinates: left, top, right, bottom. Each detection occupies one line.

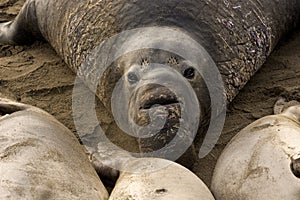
left=131, top=85, right=182, bottom=153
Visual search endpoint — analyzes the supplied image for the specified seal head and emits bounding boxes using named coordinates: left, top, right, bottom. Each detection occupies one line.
left=107, top=48, right=210, bottom=162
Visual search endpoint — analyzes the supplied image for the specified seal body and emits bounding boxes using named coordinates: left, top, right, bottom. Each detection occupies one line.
left=211, top=105, right=300, bottom=200
left=0, top=98, right=108, bottom=200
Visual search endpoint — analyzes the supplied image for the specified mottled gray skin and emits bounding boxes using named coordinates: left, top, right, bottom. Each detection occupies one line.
left=0, top=0, right=299, bottom=168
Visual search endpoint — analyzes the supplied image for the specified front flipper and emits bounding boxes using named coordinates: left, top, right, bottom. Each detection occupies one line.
left=0, top=0, right=43, bottom=45
left=0, top=21, right=16, bottom=44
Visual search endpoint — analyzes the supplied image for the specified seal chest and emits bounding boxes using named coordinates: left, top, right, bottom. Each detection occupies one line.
left=211, top=105, right=300, bottom=200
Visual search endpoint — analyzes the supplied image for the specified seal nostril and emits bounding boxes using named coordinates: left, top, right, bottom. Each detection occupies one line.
left=127, top=72, right=139, bottom=84
left=183, top=67, right=195, bottom=79
left=141, top=58, right=150, bottom=66
left=155, top=188, right=168, bottom=194
left=167, top=56, right=179, bottom=65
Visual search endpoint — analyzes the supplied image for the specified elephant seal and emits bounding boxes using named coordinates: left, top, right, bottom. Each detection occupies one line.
left=211, top=102, right=300, bottom=200
left=0, top=0, right=299, bottom=166
left=109, top=157, right=215, bottom=200
left=0, top=98, right=108, bottom=200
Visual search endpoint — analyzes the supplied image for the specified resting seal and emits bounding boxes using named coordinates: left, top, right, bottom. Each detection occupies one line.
left=211, top=102, right=300, bottom=199
left=1, top=0, right=299, bottom=165
left=0, top=98, right=108, bottom=199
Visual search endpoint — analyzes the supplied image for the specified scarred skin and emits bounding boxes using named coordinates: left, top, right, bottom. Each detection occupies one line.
left=0, top=0, right=299, bottom=167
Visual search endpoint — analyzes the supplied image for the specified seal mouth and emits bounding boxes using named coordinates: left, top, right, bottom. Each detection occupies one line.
left=139, top=88, right=179, bottom=110
left=128, top=84, right=183, bottom=152
left=131, top=84, right=181, bottom=127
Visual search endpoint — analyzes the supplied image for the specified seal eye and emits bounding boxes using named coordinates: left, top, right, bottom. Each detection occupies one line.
left=183, top=67, right=195, bottom=79
left=127, top=72, right=139, bottom=84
